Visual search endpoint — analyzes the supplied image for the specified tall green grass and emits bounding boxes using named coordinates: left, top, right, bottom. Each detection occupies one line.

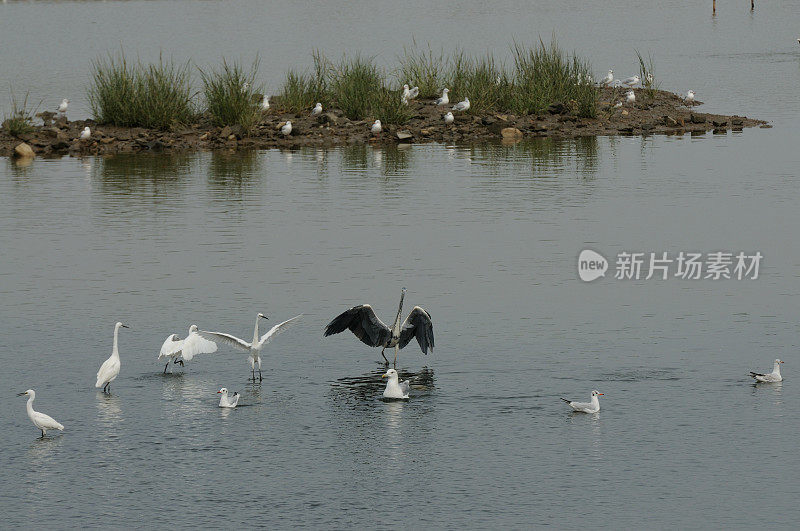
left=2, top=91, right=39, bottom=137
left=635, top=50, right=659, bottom=101
left=279, top=50, right=329, bottom=112
left=89, top=53, right=195, bottom=130
left=397, top=44, right=447, bottom=99
left=200, top=59, right=261, bottom=132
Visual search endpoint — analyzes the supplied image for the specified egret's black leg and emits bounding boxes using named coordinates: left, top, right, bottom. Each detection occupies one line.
left=175, top=359, right=184, bottom=367
left=40, top=430, right=45, bottom=438
left=163, top=362, right=169, bottom=374
left=258, top=369, right=263, bottom=382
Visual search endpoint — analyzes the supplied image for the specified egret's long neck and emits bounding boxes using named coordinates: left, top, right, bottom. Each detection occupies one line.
left=26, top=394, right=36, bottom=416
left=393, top=292, right=405, bottom=334
left=253, top=316, right=260, bottom=345
left=112, top=326, right=120, bottom=358
left=773, top=362, right=782, bottom=375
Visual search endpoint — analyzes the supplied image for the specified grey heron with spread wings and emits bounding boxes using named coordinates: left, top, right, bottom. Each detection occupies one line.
left=324, top=288, right=434, bottom=366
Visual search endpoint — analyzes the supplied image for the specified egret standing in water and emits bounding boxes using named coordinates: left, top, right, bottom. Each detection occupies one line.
left=17, top=389, right=64, bottom=438
left=96, top=322, right=129, bottom=393
left=200, top=313, right=303, bottom=381
left=158, top=324, right=218, bottom=373
left=324, top=288, right=434, bottom=366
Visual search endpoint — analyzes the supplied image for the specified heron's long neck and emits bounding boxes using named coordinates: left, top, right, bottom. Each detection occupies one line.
left=112, top=326, right=120, bottom=358
left=393, top=293, right=405, bottom=334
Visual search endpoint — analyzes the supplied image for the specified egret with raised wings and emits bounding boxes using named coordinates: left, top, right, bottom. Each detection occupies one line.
left=324, top=288, right=434, bottom=366
left=200, top=313, right=303, bottom=381
left=158, top=324, right=218, bottom=373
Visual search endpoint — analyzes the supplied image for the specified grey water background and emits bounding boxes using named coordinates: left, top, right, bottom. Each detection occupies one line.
left=2, top=1, right=800, bottom=528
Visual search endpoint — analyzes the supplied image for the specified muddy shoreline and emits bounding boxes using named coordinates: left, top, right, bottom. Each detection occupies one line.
left=2, top=88, right=766, bottom=158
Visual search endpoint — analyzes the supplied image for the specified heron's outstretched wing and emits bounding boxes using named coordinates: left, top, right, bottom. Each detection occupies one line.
left=181, top=332, right=218, bottom=361
left=198, top=331, right=251, bottom=352
left=256, top=314, right=303, bottom=349
left=158, top=334, right=183, bottom=359
left=398, top=306, right=434, bottom=354
left=324, top=304, right=392, bottom=347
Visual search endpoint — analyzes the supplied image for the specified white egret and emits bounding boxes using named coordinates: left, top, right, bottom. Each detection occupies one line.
left=217, top=388, right=240, bottom=408
left=444, top=111, right=454, bottom=125
left=371, top=119, right=382, bottom=135
left=561, top=390, right=603, bottom=413
left=312, top=102, right=323, bottom=115
left=750, top=359, right=784, bottom=383
left=435, top=88, right=450, bottom=106
left=200, top=313, right=303, bottom=381
left=80, top=127, right=91, bottom=140
left=17, top=390, right=64, bottom=438
left=158, top=324, right=218, bottom=373
left=324, top=287, right=434, bottom=366
left=96, top=322, right=129, bottom=393
left=58, top=98, right=69, bottom=114
left=280, top=121, right=292, bottom=136
left=452, top=97, right=470, bottom=112
left=382, top=368, right=410, bottom=399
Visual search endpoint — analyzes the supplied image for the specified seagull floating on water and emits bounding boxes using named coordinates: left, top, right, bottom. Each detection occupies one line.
left=200, top=313, right=303, bottom=381
left=80, top=127, right=91, bottom=140
left=158, top=325, right=218, bottom=373
left=96, top=321, right=129, bottom=393
left=435, top=88, right=450, bottom=106
left=561, top=390, right=603, bottom=413
left=750, top=359, right=784, bottom=383
left=622, top=75, right=640, bottom=87
left=58, top=98, right=69, bottom=114
left=217, top=388, right=240, bottom=408
left=280, top=121, right=292, bottom=136
left=312, top=102, right=323, bottom=115
left=324, top=287, right=434, bottom=366
left=382, top=368, right=410, bottom=399
left=626, top=90, right=636, bottom=104
left=685, top=90, right=695, bottom=104
left=17, top=390, right=64, bottom=438
left=371, top=119, right=382, bottom=135
left=444, top=111, right=454, bottom=125
left=261, top=95, right=270, bottom=110
left=452, top=97, right=470, bottom=112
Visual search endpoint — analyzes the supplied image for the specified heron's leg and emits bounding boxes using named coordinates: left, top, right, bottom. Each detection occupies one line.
left=381, top=347, right=389, bottom=364
left=393, top=345, right=399, bottom=367
left=40, top=429, right=45, bottom=438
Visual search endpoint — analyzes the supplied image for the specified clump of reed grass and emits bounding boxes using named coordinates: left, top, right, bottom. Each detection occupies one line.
left=636, top=49, right=660, bottom=101
left=278, top=50, right=329, bottom=113
left=2, top=91, right=39, bottom=137
left=372, top=87, right=410, bottom=125
left=328, top=54, right=383, bottom=120
left=89, top=53, right=195, bottom=130
left=398, top=44, right=447, bottom=99
left=446, top=52, right=512, bottom=114
left=200, top=58, right=261, bottom=132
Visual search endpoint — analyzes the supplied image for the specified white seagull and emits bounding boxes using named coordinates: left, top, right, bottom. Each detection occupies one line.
left=600, top=70, right=614, bottom=86
left=435, top=88, right=450, bottom=106
left=750, top=359, right=784, bottom=383
left=645, top=73, right=654, bottom=85
left=217, top=388, right=240, bottom=408
left=158, top=324, right=218, bottom=373
left=452, top=97, right=470, bottom=112
left=614, top=101, right=623, bottom=108
left=261, top=95, right=270, bottom=110
left=280, top=121, right=292, bottom=136
left=17, top=390, right=64, bottom=438
left=561, top=390, right=603, bottom=413
left=444, top=111, right=454, bottom=125
left=371, top=119, right=382, bottom=135
left=382, top=368, right=410, bottom=399
left=401, top=84, right=419, bottom=104
left=96, top=321, right=129, bottom=393
left=200, top=313, right=303, bottom=381
left=80, top=127, right=91, bottom=140
left=621, top=75, right=640, bottom=87
left=685, top=90, right=695, bottom=104
left=58, top=98, right=69, bottom=114
left=626, top=90, right=636, bottom=104
left=312, top=102, right=323, bottom=115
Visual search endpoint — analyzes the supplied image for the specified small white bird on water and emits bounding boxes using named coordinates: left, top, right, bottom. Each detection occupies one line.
left=561, top=390, right=603, bottom=413
left=444, top=111, right=454, bottom=125
left=311, top=102, right=323, bottom=115
left=17, top=390, right=64, bottom=438
left=261, top=95, right=270, bottom=110
left=382, top=368, right=410, bottom=399
left=158, top=324, right=218, bottom=373
left=621, top=75, right=640, bottom=87
left=281, top=121, right=292, bottom=136
left=435, top=88, right=450, bottom=106
left=452, top=97, right=470, bottom=112
left=200, top=313, right=303, bottom=381
left=96, top=321, right=129, bottom=393
left=626, top=90, right=636, bottom=104
left=217, top=388, right=240, bottom=408
left=58, top=98, right=69, bottom=114
left=750, top=359, right=784, bottom=383
left=371, top=119, right=382, bottom=135
left=80, top=127, right=91, bottom=140
left=685, top=90, right=695, bottom=104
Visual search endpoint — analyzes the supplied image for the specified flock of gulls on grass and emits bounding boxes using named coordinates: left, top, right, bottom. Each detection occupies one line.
left=16, top=285, right=788, bottom=437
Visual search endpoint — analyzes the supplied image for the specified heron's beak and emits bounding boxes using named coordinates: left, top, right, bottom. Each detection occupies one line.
left=16, top=392, right=26, bottom=396
left=381, top=373, right=388, bottom=378
left=121, top=324, right=130, bottom=328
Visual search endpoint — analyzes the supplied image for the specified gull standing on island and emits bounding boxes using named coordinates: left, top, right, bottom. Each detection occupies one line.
left=685, top=90, right=695, bottom=104
left=371, top=119, right=382, bottom=135
left=96, top=321, right=129, bottom=393
left=261, top=95, right=270, bottom=110
left=561, top=390, right=603, bottom=413
left=58, top=98, right=69, bottom=114
left=17, top=390, right=64, bottom=438
left=435, top=88, right=450, bottom=106
left=158, top=324, right=218, bottom=373
left=600, top=70, right=614, bottom=86
left=217, top=388, right=240, bottom=408
left=622, top=75, right=640, bottom=87
left=382, top=368, right=410, bottom=399
left=626, top=90, right=636, bottom=104
left=452, top=97, right=470, bottom=112
left=750, top=359, right=784, bottom=383
left=312, top=102, right=323, bottom=115
left=281, top=121, right=292, bottom=136
left=444, top=111, right=454, bottom=125
left=200, top=313, right=303, bottom=381
left=80, top=127, right=91, bottom=140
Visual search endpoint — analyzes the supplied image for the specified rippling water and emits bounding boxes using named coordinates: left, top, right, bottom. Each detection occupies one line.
left=3, top=1, right=800, bottom=528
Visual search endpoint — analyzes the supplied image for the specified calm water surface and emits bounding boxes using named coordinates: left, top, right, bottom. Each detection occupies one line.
left=2, top=1, right=800, bottom=529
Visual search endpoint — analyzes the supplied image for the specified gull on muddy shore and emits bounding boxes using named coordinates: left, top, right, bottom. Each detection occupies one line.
left=435, top=88, right=450, bottom=106
left=444, top=111, right=454, bottom=124
left=281, top=121, right=292, bottom=136
left=371, top=119, right=382, bottom=134
left=261, top=95, right=270, bottom=110
left=58, top=98, right=69, bottom=114
left=312, top=102, right=322, bottom=115
left=452, top=97, right=470, bottom=112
